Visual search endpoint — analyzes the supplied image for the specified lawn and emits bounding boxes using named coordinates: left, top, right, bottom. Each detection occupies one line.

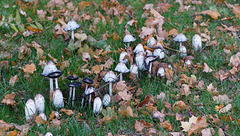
left=0, top=0, right=240, bottom=135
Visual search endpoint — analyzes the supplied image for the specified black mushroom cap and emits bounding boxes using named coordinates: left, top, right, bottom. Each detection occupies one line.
left=68, top=82, right=82, bottom=87
left=82, top=77, right=94, bottom=84
left=67, top=75, right=79, bottom=81
left=144, top=55, right=159, bottom=69
left=47, top=71, right=62, bottom=78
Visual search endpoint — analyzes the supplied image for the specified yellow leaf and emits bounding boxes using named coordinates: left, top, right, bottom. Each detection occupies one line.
left=23, top=63, right=36, bottom=74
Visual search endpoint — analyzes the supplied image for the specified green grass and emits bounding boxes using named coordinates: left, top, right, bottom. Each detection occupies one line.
left=1, top=0, right=240, bottom=135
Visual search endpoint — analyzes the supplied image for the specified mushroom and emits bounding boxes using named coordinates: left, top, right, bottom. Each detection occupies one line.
left=102, top=94, right=111, bottom=107
left=122, top=34, right=136, bottom=47
left=53, top=89, right=64, bottom=109
left=130, top=64, right=138, bottom=75
left=41, top=60, right=60, bottom=97
left=146, top=49, right=153, bottom=56
left=179, top=45, right=187, bottom=57
left=119, top=51, right=128, bottom=64
left=85, top=87, right=95, bottom=104
left=133, top=43, right=144, bottom=54
left=47, top=71, right=62, bottom=89
left=67, top=75, right=79, bottom=104
left=114, top=62, right=130, bottom=81
left=153, top=48, right=164, bottom=59
left=82, top=77, right=93, bottom=106
left=102, top=71, right=117, bottom=96
left=68, top=82, right=81, bottom=106
left=145, top=55, right=159, bottom=78
left=37, top=113, right=47, bottom=126
left=157, top=67, right=165, bottom=77
left=64, top=19, right=81, bottom=40
left=45, top=132, right=53, bottom=136
left=147, top=37, right=157, bottom=47
left=173, top=33, right=188, bottom=47
left=34, top=94, right=45, bottom=113
left=25, top=99, right=36, bottom=122
left=192, top=34, right=202, bottom=52
left=135, top=51, right=147, bottom=72
left=93, top=97, right=102, bottom=114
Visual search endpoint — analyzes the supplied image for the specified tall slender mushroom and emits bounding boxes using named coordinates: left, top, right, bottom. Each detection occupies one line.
left=25, top=99, right=36, bottom=122
left=67, top=75, right=79, bottom=104
left=145, top=55, right=159, bottom=78
left=34, top=94, right=45, bottom=113
left=82, top=77, right=93, bottom=106
left=130, top=63, right=138, bottom=77
left=102, top=71, right=117, bottom=96
left=85, top=87, right=95, bottom=104
left=173, top=33, right=188, bottom=47
left=192, top=34, right=202, bottom=52
left=114, top=62, right=130, bottom=81
left=47, top=71, right=62, bottom=89
left=122, top=34, right=136, bottom=47
left=135, top=51, right=147, bottom=72
left=53, top=89, right=64, bottom=109
left=64, top=19, right=81, bottom=40
left=68, top=82, right=81, bottom=106
left=93, top=97, right=102, bottom=114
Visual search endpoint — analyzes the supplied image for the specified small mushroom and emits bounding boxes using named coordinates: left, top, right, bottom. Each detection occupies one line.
left=82, top=77, right=93, bottom=106
left=102, top=94, right=111, bottom=107
left=47, top=71, right=62, bottom=89
left=157, top=67, right=165, bottom=77
left=114, top=62, right=130, bottom=81
left=45, top=132, right=53, bottom=136
left=192, top=34, right=202, bottom=52
left=130, top=64, right=138, bottom=75
left=145, top=55, right=159, bottom=78
left=133, top=43, right=144, bottom=54
left=67, top=75, right=79, bottom=104
left=147, top=37, right=157, bottom=47
left=173, top=33, right=188, bottom=47
left=135, top=51, right=147, bottom=72
left=53, top=89, right=64, bottom=109
left=119, top=51, right=128, bottom=64
left=153, top=49, right=164, bottom=59
left=34, top=94, right=45, bottom=113
left=68, top=82, right=81, bottom=106
left=85, top=87, right=95, bottom=104
left=102, top=71, right=117, bottom=96
left=64, top=19, right=81, bottom=40
left=39, top=113, right=47, bottom=121
left=122, top=34, right=136, bottom=47
left=179, top=45, right=187, bottom=57
left=25, top=99, right=36, bottom=122
left=93, top=97, right=102, bottom=114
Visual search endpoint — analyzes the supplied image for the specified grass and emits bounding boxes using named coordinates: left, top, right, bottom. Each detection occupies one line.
left=1, top=0, right=240, bottom=135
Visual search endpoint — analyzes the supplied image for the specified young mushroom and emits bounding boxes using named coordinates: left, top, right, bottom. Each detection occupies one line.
left=173, top=33, right=188, bottom=47
left=85, top=87, right=95, bottom=104
left=157, top=67, right=165, bottom=78
left=82, top=77, right=93, bottom=106
left=119, top=51, right=128, bottom=64
left=34, top=94, right=45, bottom=113
left=192, top=34, right=202, bottom=52
left=133, top=43, right=145, bottom=54
left=147, top=37, right=157, bottom=48
left=25, top=99, right=36, bottom=122
left=67, top=75, right=79, bottom=104
left=130, top=64, right=138, bottom=77
left=135, top=51, right=147, bottom=72
left=64, top=19, right=81, bottom=40
left=102, top=94, right=111, bottom=107
left=102, top=71, right=117, bottom=96
left=145, top=55, right=159, bottom=78
left=122, top=34, right=136, bottom=47
left=68, top=82, right=81, bottom=106
left=37, top=113, right=47, bottom=126
left=53, top=89, right=64, bottom=109
left=153, top=48, right=164, bottom=59
left=45, top=132, right=53, bottom=136
left=93, top=97, right=102, bottom=114
left=114, top=62, right=130, bottom=81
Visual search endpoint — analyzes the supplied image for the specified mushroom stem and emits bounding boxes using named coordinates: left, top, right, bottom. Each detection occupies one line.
left=179, top=42, right=182, bottom=48
left=127, top=42, right=130, bottom=47
left=81, top=84, right=88, bottom=107
left=50, top=78, right=54, bottom=96
left=72, top=87, right=75, bottom=106
left=109, top=82, right=113, bottom=96
left=120, top=73, right=123, bottom=81
left=71, top=30, right=74, bottom=40
left=55, top=78, right=59, bottom=89
left=148, top=62, right=152, bottom=78
left=89, top=94, right=91, bottom=104
left=69, top=81, right=73, bottom=104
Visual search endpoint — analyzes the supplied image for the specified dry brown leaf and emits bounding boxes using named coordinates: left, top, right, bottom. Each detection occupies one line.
left=135, top=120, right=145, bottom=132
left=23, top=63, right=36, bottom=74
left=82, top=52, right=91, bottom=63
left=160, top=121, right=172, bottom=131
left=92, top=65, right=103, bottom=74
left=61, top=109, right=74, bottom=116
left=229, top=52, right=240, bottom=67
left=35, top=116, right=44, bottom=125
left=118, top=90, right=132, bottom=101
left=169, top=132, right=184, bottom=136
left=147, top=127, right=157, bottom=134
left=102, top=58, right=114, bottom=68
left=181, top=116, right=198, bottom=132
left=7, top=130, right=17, bottom=136
left=188, top=116, right=208, bottom=135
left=0, top=120, right=14, bottom=131
left=201, top=128, right=215, bottom=136
left=173, top=101, right=188, bottom=111
left=201, top=10, right=221, bottom=20
left=60, top=60, right=69, bottom=71
left=115, top=81, right=128, bottom=92
left=233, top=5, right=240, bottom=18
left=1, top=92, right=17, bottom=106
left=139, top=27, right=156, bottom=39
left=37, top=10, right=47, bottom=20
left=168, top=28, right=179, bottom=37
left=9, top=75, right=18, bottom=87
left=152, top=110, right=165, bottom=122
left=51, top=119, right=61, bottom=129
left=138, top=95, right=150, bottom=107
left=219, top=104, right=232, bottom=113
left=213, top=94, right=231, bottom=104
left=78, top=1, right=90, bottom=11
left=181, top=84, right=191, bottom=96
left=203, top=63, right=213, bottom=73
left=126, top=106, right=134, bottom=117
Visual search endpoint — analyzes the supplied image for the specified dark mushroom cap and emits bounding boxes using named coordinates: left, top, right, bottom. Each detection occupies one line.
left=67, top=75, right=79, bottom=80
left=68, top=82, right=82, bottom=87
left=82, top=77, right=94, bottom=84
left=145, top=55, right=159, bottom=69
left=47, top=71, right=62, bottom=78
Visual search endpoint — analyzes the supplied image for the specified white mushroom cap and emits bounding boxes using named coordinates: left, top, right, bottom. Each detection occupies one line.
left=39, top=113, right=47, bottom=121
left=179, top=45, right=187, bottom=57
left=25, top=99, right=36, bottom=121
left=130, top=64, right=138, bottom=75
left=119, top=51, right=128, bottom=64
left=93, top=97, right=102, bottom=114
left=85, top=87, right=95, bottom=95
left=45, top=132, right=53, bottom=136
left=122, top=34, right=136, bottom=43
left=146, top=49, right=153, bottom=56
left=192, top=34, right=202, bottom=51
left=157, top=67, right=165, bottom=77
left=64, top=20, right=81, bottom=31
left=133, top=43, right=144, bottom=54
left=102, top=94, right=111, bottom=107
left=173, top=33, right=188, bottom=42
left=34, top=94, right=45, bottom=113
left=103, top=71, right=117, bottom=83
left=114, top=62, right=130, bottom=73
left=153, top=49, right=164, bottom=59
left=147, top=37, right=156, bottom=47
left=53, top=89, right=64, bottom=108
left=135, top=51, right=147, bottom=71
left=145, top=56, right=158, bottom=66
left=41, top=60, right=60, bottom=77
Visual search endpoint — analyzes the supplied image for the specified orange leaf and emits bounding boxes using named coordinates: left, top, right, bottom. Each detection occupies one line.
left=1, top=92, right=17, bottom=106
left=23, top=63, right=36, bottom=74
left=201, top=10, right=221, bottom=20
left=92, top=65, right=103, bottom=74
left=61, top=109, right=74, bottom=116
left=26, top=26, right=43, bottom=33
left=135, top=120, right=145, bottom=132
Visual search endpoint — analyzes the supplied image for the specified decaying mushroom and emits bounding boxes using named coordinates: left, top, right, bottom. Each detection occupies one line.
left=114, top=62, right=130, bottom=81
left=85, top=87, right=95, bottom=104
left=67, top=75, right=79, bottom=104
left=102, top=71, right=117, bottom=96
left=64, top=19, right=81, bottom=40
left=93, top=97, right=102, bottom=114
left=82, top=77, right=93, bottom=106
left=68, top=82, right=81, bottom=106
left=145, top=55, right=159, bottom=77
left=34, top=94, right=45, bottom=113
left=25, top=99, right=36, bottom=122
left=147, top=37, right=157, bottom=48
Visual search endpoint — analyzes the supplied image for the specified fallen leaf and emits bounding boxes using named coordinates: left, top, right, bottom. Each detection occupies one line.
left=159, top=121, right=172, bottom=131
left=61, top=109, right=74, bottom=116
left=92, top=65, right=103, bottom=74
left=78, top=1, right=90, bottom=11
left=201, top=10, right=221, bottom=20
left=35, top=116, right=44, bottom=125
left=152, top=110, right=165, bottom=122
left=169, top=132, right=184, bottom=136
left=203, top=63, right=213, bottom=73
left=213, top=94, right=231, bottom=104
left=201, top=128, right=215, bottom=136
left=173, top=101, right=188, bottom=111
left=219, top=104, right=232, bottom=113
left=126, top=106, right=134, bottom=117
left=9, top=75, right=18, bottom=86
left=233, top=5, right=240, bottom=18
left=23, top=63, right=36, bottom=74
left=181, top=116, right=198, bottom=132
left=181, top=84, right=191, bottom=96
left=118, top=90, right=132, bottom=100
left=0, top=120, right=14, bottom=131
left=1, top=92, right=17, bottom=106
left=147, top=128, right=157, bottom=134
left=135, top=120, right=145, bottom=132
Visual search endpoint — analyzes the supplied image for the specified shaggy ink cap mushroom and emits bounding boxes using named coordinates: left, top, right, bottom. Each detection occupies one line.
left=103, top=94, right=111, bottom=107
left=179, top=45, right=187, bottom=57
left=157, top=67, right=165, bottom=77
left=135, top=51, right=147, bottom=72
left=25, top=99, right=36, bottom=122
left=103, top=71, right=117, bottom=96
left=64, top=20, right=81, bottom=40
left=192, top=34, right=202, bottom=52
left=173, top=33, right=188, bottom=47
left=67, top=75, right=79, bottom=81
left=122, top=34, right=136, bottom=47
left=82, top=77, right=94, bottom=84
left=114, top=62, right=130, bottom=81
left=119, top=51, right=128, bottom=64
left=145, top=55, right=159, bottom=78
left=41, top=60, right=60, bottom=77
left=153, top=49, right=164, bottom=59
left=45, top=132, right=53, bottom=136
left=34, top=94, right=45, bottom=113
left=93, top=97, right=102, bottom=114
left=47, top=71, right=62, bottom=89
left=130, top=64, right=138, bottom=75
left=85, top=87, right=95, bottom=104
left=147, top=37, right=157, bottom=47
left=133, top=43, right=144, bottom=54
left=68, top=82, right=81, bottom=106
left=53, top=89, right=64, bottom=109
